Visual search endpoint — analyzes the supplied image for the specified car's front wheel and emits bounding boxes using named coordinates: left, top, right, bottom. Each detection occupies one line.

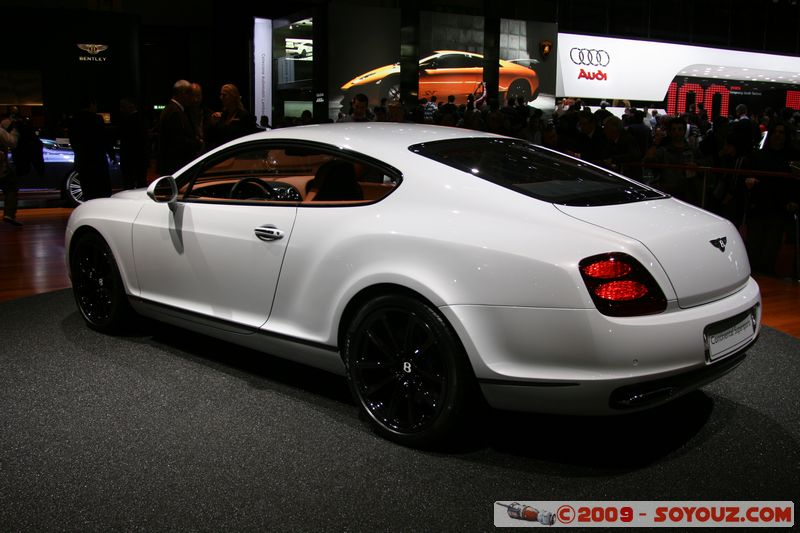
left=69, top=231, right=133, bottom=334
left=62, top=170, right=84, bottom=206
left=379, top=76, right=401, bottom=103
left=343, top=294, right=476, bottom=448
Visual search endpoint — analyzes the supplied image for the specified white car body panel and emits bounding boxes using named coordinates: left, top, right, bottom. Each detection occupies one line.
left=444, top=277, right=759, bottom=411
left=65, top=195, right=145, bottom=294
left=132, top=201, right=297, bottom=328
left=268, top=167, right=672, bottom=345
left=65, top=123, right=761, bottom=416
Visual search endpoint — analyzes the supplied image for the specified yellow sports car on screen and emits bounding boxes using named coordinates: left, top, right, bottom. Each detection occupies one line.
left=342, top=50, right=539, bottom=104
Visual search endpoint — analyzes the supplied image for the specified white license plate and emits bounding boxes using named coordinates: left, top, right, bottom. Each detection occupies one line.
left=705, top=310, right=756, bottom=362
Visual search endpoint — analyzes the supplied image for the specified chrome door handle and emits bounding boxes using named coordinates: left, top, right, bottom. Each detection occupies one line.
left=254, top=225, right=284, bottom=241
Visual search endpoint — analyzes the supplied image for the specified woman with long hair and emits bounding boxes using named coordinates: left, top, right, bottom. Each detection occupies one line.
left=205, top=83, right=257, bottom=150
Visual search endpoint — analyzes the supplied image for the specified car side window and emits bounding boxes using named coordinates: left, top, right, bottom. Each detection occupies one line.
left=437, top=55, right=462, bottom=69
left=179, top=143, right=400, bottom=206
left=180, top=146, right=295, bottom=203
left=466, top=56, right=483, bottom=68
left=436, top=53, right=479, bottom=69
left=303, top=157, right=400, bottom=205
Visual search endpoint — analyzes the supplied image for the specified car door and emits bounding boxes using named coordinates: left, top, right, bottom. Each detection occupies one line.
left=131, top=142, right=299, bottom=328
left=420, top=53, right=482, bottom=101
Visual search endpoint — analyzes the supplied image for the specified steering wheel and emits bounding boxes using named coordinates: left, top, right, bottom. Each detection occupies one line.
left=229, top=177, right=275, bottom=200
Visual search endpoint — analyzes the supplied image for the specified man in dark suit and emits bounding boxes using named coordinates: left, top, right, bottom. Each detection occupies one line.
left=576, top=110, right=609, bottom=164
left=601, top=115, right=643, bottom=180
left=729, top=103, right=761, bottom=159
left=69, top=96, right=114, bottom=200
left=156, top=80, right=202, bottom=175
left=0, top=113, right=21, bottom=224
left=118, top=98, right=150, bottom=189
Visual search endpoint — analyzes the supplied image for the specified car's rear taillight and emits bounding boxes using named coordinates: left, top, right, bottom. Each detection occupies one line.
left=579, top=253, right=667, bottom=316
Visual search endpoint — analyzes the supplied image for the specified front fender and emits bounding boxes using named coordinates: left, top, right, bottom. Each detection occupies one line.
left=66, top=196, right=145, bottom=296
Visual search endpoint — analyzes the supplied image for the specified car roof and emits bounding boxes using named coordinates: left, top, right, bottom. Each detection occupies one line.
left=423, top=50, right=483, bottom=60
left=249, top=123, right=499, bottom=160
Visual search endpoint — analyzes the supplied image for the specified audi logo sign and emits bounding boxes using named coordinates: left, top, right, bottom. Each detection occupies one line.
left=569, top=48, right=610, bottom=67
left=558, top=32, right=800, bottom=102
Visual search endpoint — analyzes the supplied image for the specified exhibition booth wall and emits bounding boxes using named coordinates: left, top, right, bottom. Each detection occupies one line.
left=252, top=8, right=800, bottom=124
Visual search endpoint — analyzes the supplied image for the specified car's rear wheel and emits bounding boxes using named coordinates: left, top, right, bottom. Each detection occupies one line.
left=62, top=170, right=84, bottom=206
left=343, top=294, right=475, bottom=448
left=70, top=231, right=133, bottom=334
left=507, top=78, right=533, bottom=102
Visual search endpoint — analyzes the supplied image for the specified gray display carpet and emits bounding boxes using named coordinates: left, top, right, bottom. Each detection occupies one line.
left=1, top=289, right=798, bottom=531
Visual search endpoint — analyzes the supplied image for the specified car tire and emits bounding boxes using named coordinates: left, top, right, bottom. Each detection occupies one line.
left=62, top=170, right=84, bottom=206
left=507, top=79, right=532, bottom=102
left=69, top=231, right=134, bottom=334
left=343, top=293, right=476, bottom=448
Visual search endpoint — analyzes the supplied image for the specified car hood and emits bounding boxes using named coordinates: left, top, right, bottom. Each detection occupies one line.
left=341, top=63, right=399, bottom=89
left=556, top=199, right=751, bottom=308
left=110, top=188, right=149, bottom=201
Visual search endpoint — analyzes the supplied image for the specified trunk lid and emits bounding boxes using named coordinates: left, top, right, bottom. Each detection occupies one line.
left=557, top=199, right=750, bottom=308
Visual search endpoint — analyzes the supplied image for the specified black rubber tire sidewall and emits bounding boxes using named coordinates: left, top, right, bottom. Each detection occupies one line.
left=69, top=231, right=131, bottom=334
left=507, top=79, right=532, bottom=102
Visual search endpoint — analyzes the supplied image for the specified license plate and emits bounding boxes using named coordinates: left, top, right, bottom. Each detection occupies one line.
left=704, top=309, right=756, bottom=362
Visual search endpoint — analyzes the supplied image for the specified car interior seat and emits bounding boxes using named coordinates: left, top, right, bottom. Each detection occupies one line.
left=307, top=160, right=364, bottom=201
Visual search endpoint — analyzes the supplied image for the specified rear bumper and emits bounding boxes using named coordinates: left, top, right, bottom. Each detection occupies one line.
left=441, top=277, right=761, bottom=415
left=608, top=337, right=754, bottom=410
left=478, top=339, right=752, bottom=414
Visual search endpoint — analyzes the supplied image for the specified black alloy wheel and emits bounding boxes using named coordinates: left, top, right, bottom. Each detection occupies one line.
left=344, top=294, right=474, bottom=447
left=70, top=231, right=132, bottom=333
left=507, top=79, right=532, bottom=102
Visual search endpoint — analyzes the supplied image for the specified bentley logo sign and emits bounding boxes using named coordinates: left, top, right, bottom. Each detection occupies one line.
left=78, top=43, right=108, bottom=55
left=77, top=43, right=109, bottom=62
left=709, top=237, right=727, bottom=252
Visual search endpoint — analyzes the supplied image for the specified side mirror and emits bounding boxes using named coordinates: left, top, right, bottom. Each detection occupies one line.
left=147, top=176, right=178, bottom=207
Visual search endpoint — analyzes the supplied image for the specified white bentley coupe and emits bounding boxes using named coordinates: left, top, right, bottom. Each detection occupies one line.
left=66, top=123, right=760, bottom=447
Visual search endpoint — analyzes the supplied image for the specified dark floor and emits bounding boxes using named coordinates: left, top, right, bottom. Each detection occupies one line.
left=1, top=290, right=798, bottom=531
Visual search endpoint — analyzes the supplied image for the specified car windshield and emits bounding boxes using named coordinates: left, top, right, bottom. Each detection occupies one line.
left=410, top=138, right=666, bottom=207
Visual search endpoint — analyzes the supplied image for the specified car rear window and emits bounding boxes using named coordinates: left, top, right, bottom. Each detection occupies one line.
left=409, top=138, right=665, bottom=207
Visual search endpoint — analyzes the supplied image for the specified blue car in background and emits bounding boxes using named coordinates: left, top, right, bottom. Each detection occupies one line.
left=16, top=138, right=121, bottom=206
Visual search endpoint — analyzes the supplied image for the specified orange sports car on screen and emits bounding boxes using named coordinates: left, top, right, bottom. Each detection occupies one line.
left=341, top=50, right=539, bottom=104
